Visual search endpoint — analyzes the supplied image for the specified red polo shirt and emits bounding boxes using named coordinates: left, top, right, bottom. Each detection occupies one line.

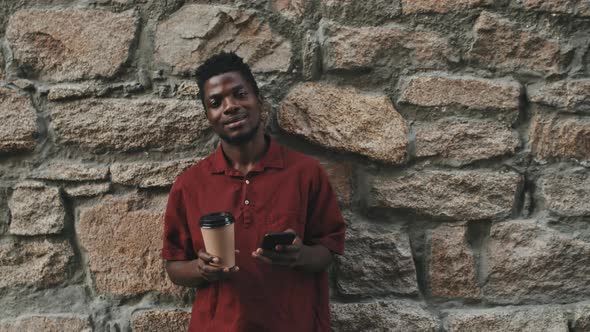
left=162, top=137, right=346, bottom=332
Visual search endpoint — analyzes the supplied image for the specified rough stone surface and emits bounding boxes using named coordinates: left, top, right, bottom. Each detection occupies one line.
left=176, top=81, right=199, bottom=98
left=155, top=5, right=291, bottom=75
left=414, top=119, right=519, bottom=164
left=398, top=75, right=521, bottom=112
left=320, top=0, right=401, bottom=23
left=78, top=194, right=185, bottom=297
left=484, top=219, right=590, bottom=302
left=518, top=0, right=590, bottom=17
left=302, top=31, right=321, bottom=81
left=0, top=51, right=5, bottom=81
left=31, top=162, right=108, bottom=181
left=0, top=88, right=37, bottom=153
left=0, top=240, right=73, bottom=289
left=469, top=11, right=566, bottom=75
left=444, top=306, right=568, bottom=332
left=320, top=161, right=352, bottom=206
left=530, top=115, right=590, bottom=162
left=331, top=301, right=437, bottom=332
left=402, top=0, right=492, bottom=14
left=320, top=20, right=456, bottom=71
left=64, top=183, right=110, bottom=198
left=428, top=224, right=480, bottom=299
left=0, top=315, right=91, bottom=332
left=278, top=82, right=408, bottom=164
left=49, top=99, right=208, bottom=152
left=131, top=309, right=191, bottom=332
left=8, top=183, right=65, bottom=235
left=335, top=222, right=419, bottom=297
left=271, top=0, right=309, bottom=21
left=47, top=84, right=96, bottom=101
left=572, top=303, right=590, bottom=332
left=369, top=170, right=521, bottom=221
left=6, top=9, right=138, bottom=82
left=539, top=173, right=590, bottom=217
left=0, top=188, right=8, bottom=235
left=111, top=159, right=197, bottom=188
left=529, top=80, right=590, bottom=113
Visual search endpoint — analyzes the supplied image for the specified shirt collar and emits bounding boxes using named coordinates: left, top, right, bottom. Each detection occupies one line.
left=208, top=135, right=284, bottom=174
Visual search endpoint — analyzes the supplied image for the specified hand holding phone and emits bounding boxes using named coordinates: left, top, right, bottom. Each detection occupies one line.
left=260, top=232, right=296, bottom=251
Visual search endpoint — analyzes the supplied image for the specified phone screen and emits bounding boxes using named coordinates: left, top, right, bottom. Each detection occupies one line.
left=261, top=232, right=296, bottom=250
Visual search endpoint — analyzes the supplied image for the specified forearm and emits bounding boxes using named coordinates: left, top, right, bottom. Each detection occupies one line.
left=165, top=260, right=208, bottom=288
left=294, top=244, right=333, bottom=273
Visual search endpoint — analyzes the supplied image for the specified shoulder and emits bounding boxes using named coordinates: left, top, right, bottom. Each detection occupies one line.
left=280, top=143, right=323, bottom=173
left=172, top=155, right=214, bottom=191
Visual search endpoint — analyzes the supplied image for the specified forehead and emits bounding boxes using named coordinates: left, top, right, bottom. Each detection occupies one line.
left=202, top=71, right=251, bottom=98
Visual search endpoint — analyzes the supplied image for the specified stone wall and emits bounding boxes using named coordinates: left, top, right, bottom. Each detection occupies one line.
left=0, top=0, right=589, bottom=331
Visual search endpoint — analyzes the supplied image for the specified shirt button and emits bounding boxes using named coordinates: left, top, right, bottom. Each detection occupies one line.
left=245, top=180, right=250, bottom=184
left=244, top=200, right=250, bottom=205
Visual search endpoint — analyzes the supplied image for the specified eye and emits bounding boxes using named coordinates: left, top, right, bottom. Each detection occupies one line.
left=235, top=90, right=248, bottom=99
left=208, top=97, right=221, bottom=108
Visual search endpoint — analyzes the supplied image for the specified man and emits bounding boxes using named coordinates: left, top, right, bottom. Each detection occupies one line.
left=162, top=51, right=346, bottom=332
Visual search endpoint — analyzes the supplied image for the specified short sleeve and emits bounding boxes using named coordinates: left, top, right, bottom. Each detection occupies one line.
left=304, top=163, right=346, bottom=255
left=162, top=180, right=196, bottom=260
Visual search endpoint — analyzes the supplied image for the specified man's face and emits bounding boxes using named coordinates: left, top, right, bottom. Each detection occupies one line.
left=202, top=71, right=262, bottom=146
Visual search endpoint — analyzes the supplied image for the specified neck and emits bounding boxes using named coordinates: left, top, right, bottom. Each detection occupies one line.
left=220, top=128, right=267, bottom=174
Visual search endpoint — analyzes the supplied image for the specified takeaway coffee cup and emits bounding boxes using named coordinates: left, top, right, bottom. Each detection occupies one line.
left=199, top=212, right=235, bottom=268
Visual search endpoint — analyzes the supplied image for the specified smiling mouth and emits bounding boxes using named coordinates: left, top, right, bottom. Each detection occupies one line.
left=223, top=114, right=248, bottom=126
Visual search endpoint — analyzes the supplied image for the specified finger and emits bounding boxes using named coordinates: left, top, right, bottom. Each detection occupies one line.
left=280, top=244, right=301, bottom=253
left=252, top=251, right=273, bottom=264
left=198, top=250, right=219, bottom=264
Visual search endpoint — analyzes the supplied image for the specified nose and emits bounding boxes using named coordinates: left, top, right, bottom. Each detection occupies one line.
left=223, top=96, right=239, bottom=114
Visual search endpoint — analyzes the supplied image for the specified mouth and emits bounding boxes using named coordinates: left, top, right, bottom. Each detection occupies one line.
left=223, top=114, right=248, bottom=126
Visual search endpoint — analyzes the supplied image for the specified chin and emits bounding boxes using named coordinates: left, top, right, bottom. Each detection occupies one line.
left=219, top=124, right=260, bottom=146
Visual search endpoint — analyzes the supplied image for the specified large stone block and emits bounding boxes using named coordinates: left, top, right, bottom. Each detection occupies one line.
left=131, top=309, right=191, bottom=332
left=0, top=88, right=37, bottom=153
left=484, top=219, right=590, bottom=302
left=78, top=194, right=185, bottom=297
left=398, top=75, right=521, bottom=114
left=6, top=9, right=137, bottom=82
left=111, top=159, right=197, bottom=188
left=529, top=80, right=590, bottom=113
left=331, top=301, right=438, bottom=332
left=428, top=225, right=480, bottom=299
left=517, top=0, right=590, bottom=17
left=444, top=306, right=568, bottom=332
left=0, top=315, right=91, bottom=332
left=414, top=119, right=519, bottom=164
left=319, top=20, right=456, bottom=72
left=31, top=162, right=109, bottom=181
left=539, top=173, right=590, bottom=217
left=0, top=240, right=73, bottom=289
left=320, top=0, right=401, bottom=23
left=49, top=99, right=207, bottom=152
left=334, top=222, right=418, bottom=297
left=572, top=303, right=590, bottom=332
left=155, top=5, right=291, bottom=75
left=469, top=11, right=566, bottom=75
left=8, top=182, right=65, bottom=235
left=402, top=0, right=492, bottom=14
left=278, top=82, right=408, bottom=164
left=530, top=114, right=590, bottom=162
left=368, top=170, right=521, bottom=221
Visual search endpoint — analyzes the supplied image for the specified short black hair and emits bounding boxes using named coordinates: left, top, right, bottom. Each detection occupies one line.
left=195, top=51, right=260, bottom=109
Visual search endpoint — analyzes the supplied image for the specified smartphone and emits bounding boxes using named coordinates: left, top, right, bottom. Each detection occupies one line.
left=261, top=232, right=296, bottom=250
